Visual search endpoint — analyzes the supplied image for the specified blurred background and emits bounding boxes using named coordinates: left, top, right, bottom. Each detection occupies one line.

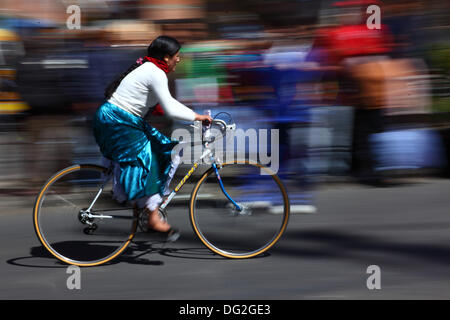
left=0, top=0, right=449, bottom=207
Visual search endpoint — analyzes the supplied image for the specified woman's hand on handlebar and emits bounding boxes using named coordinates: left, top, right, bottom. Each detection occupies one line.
left=194, top=114, right=213, bottom=126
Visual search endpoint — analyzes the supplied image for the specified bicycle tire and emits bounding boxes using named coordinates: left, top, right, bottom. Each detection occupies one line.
left=33, top=164, right=137, bottom=267
left=189, top=160, right=290, bottom=258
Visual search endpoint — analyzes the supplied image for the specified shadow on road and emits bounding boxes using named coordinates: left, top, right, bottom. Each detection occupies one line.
left=276, top=228, right=450, bottom=267
left=6, top=239, right=237, bottom=269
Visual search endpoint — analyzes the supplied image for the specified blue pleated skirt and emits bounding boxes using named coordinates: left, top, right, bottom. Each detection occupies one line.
left=92, top=102, right=178, bottom=200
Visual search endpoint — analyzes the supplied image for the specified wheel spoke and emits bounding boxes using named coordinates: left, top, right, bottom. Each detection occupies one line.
left=48, top=190, right=79, bottom=210
left=190, top=161, right=289, bottom=258
left=33, top=165, right=137, bottom=266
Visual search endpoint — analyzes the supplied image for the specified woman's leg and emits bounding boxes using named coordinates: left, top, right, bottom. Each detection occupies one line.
left=163, top=151, right=181, bottom=196
left=134, top=152, right=182, bottom=231
left=145, top=193, right=170, bottom=231
left=112, top=161, right=128, bottom=204
left=133, top=193, right=168, bottom=231
left=149, top=152, right=182, bottom=230
left=102, top=157, right=129, bottom=204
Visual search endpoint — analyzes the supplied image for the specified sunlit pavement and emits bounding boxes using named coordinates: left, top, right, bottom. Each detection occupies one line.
left=1, top=177, right=450, bottom=299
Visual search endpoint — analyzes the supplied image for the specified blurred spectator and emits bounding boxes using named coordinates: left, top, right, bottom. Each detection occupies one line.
left=0, top=0, right=448, bottom=198
left=312, top=0, right=395, bottom=185
left=0, top=28, right=28, bottom=123
left=267, top=34, right=318, bottom=209
left=0, top=27, right=29, bottom=192
left=16, top=29, right=75, bottom=187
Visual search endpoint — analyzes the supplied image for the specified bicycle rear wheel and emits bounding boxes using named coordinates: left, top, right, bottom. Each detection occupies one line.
left=33, top=164, right=137, bottom=267
left=189, top=161, right=289, bottom=258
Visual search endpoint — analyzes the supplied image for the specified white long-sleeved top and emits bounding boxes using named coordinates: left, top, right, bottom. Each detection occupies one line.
left=108, top=62, right=196, bottom=121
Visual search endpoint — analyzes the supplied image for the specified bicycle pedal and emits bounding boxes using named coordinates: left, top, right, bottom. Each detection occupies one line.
left=166, top=228, right=180, bottom=242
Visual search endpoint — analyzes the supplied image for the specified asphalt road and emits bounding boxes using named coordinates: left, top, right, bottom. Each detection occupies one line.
left=1, top=178, right=450, bottom=300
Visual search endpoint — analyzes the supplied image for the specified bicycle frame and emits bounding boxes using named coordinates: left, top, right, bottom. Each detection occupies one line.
left=83, top=118, right=241, bottom=220
left=160, top=146, right=242, bottom=212
left=160, top=118, right=239, bottom=211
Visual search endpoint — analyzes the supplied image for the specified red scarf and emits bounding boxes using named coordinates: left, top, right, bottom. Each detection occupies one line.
left=144, top=56, right=169, bottom=74
left=137, top=56, right=169, bottom=115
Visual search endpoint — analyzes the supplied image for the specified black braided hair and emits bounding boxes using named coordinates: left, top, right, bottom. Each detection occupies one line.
left=147, top=35, right=181, bottom=60
left=104, top=35, right=181, bottom=100
left=104, top=61, right=142, bottom=99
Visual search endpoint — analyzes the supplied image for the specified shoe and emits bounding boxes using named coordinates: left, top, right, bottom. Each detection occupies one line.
left=146, top=227, right=180, bottom=242
left=135, top=205, right=180, bottom=242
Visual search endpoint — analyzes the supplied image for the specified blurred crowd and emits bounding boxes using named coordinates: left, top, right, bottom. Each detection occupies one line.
left=0, top=0, right=449, bottom=197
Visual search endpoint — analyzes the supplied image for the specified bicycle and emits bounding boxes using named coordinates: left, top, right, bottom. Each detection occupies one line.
left=33, top=113, right=290, bottom=266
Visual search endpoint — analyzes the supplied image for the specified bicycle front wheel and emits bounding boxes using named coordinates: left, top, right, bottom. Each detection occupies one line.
left=33, top=164, right=137, bottom=267
left=190, top=161, right=289, bottom=258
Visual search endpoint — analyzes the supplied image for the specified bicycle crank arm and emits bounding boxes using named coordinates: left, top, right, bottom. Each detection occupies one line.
left=89, top=214, right=134, bottom=220
left=84, top=212, right=137, bottom=221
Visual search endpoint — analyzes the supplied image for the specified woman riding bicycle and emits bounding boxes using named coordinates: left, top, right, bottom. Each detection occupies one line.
left=93, top=35, right=212, bottom=238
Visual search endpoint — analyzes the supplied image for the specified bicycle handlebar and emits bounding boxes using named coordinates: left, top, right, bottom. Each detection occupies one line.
left=187, top=117, right=236, bottom=147
left=190, top=119, right=235, bottom=133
